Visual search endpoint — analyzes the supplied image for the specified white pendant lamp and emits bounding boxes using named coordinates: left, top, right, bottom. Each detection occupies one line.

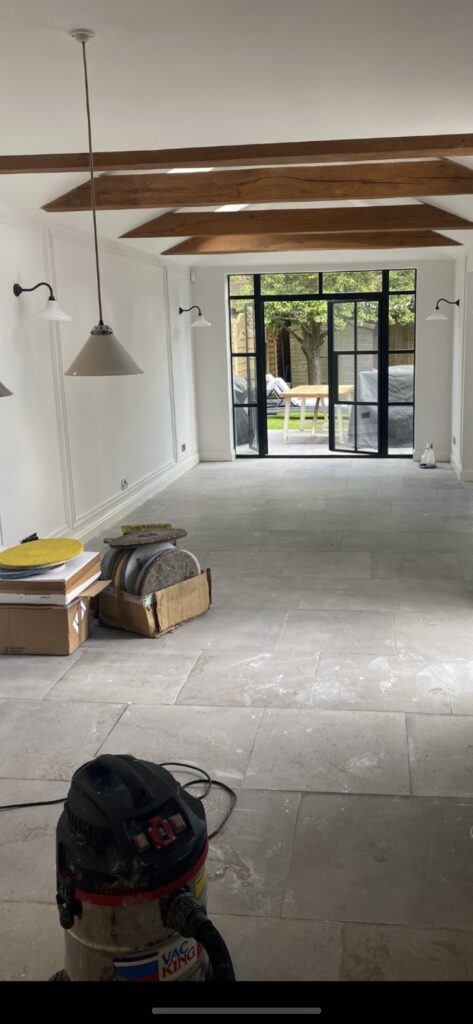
left=178, top=305, right=212, bottom=328
left=13, top=282, right=72, bottom=322
left=65, top=30, right=143, bottom=378
left=426, top=298, right=460, bottom=321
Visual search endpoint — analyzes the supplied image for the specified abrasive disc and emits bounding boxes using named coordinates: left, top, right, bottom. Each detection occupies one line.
left=0, top=538, right=83, bottom=569
left=100, top=548, right=122, bottom=581
left=112, top=551, right=129, bottom=588
left=122, top=542, right=175, bottom=594
left=105, top=529, right=187, bottom=547
left=139, top=549, right=200, bottom=595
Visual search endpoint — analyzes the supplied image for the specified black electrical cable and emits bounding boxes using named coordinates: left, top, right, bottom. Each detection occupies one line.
left=0, top=761, right=237, bottom=839
left=158, top=761, right=237, bottom=840
left=0, top=797, right=66, bottom=811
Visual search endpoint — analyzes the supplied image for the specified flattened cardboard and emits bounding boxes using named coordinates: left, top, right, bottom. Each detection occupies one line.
left=0, top=579, right=110, bottom=656
left=98, top=569, right=211, bottom=638
left=0, top=570, right=102, bottom=606
left=0, top=551, right=100, bottom=594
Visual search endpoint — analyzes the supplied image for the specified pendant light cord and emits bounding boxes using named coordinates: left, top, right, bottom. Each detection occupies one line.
left=80, top=40, right=104, bottom=324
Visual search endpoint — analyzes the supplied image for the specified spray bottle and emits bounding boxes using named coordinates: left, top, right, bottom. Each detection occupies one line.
left=420, top=442, right=436, bottom=469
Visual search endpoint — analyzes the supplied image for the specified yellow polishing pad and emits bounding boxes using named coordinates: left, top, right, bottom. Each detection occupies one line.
left=0, top=538, right=83, bottom=569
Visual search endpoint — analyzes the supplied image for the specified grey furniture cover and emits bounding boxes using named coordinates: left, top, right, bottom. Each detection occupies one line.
left=233, top=374, right=258, bottom=447
left=347, top=364, right=414, bottom=449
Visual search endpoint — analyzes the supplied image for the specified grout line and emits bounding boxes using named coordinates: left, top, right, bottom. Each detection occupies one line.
left=277, top=791, right=304, bottom=921
left=404, top=713, right=413, bottom=797
left=339, top=922, right=347, bottom=981
left=1, top=780, right=472, bottom=804
left=239, top=706, right=266, bottom=788
left=93, top=703, right=129, bottom=757
left=0, top=692, right=463, bottom=715
left=39, top=647, right=90, bottom=701
left=278, top=913, right=473, bottom=935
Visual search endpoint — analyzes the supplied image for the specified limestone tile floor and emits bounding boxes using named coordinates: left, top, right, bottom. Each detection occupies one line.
left=1, top=458, right=473, bottom=981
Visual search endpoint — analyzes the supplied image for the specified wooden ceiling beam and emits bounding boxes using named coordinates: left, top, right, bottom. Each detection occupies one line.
left=122, top=203, right=473, bottom=238
left=7, top=132, right=473, bottom=173
left=43, top=161, right=473, bottom=213
left=162, top=231, right=461, bottom=255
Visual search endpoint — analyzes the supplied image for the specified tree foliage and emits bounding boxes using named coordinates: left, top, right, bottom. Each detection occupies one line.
left=229, top=271, right=416, bottom=384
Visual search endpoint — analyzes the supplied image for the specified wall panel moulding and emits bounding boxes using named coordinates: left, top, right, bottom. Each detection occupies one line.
left=43, top=160, right=473, bottom=213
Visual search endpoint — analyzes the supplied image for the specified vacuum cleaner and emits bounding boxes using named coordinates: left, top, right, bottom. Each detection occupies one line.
left=52, top=754, right=235, bottom=982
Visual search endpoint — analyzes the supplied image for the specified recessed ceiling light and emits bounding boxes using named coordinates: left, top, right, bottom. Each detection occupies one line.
left=215, top=203, right=249, bottom=212
left=167, top=167, right=214, bottom=174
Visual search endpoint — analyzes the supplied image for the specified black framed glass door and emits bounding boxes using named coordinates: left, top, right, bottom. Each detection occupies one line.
left=328, top=298, right=381, bottom=454
left=229, top=291, right=262, bottom=455
left=228, top=270, right=416, bottom=458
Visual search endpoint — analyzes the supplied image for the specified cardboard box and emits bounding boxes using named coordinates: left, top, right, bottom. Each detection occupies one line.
left=98, top=570, right=211, bottom=638
left=0, top=580, right=109, bottom=656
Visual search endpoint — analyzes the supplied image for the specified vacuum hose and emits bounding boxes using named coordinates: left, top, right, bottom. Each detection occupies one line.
left=163, top=889, right=236, bottom=982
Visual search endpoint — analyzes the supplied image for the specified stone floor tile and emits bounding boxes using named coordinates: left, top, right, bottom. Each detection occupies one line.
left=0, top=904, right=65, bottom=981
left=99, top=703, right=263, bottom=784
left=283, top=793, right=473, bottom=929
left=177, top=651, right=318, bottom=708
left=395, top=612, right=473, bottom=660
left=313, top=653, right=450, bottom=713
left=341, top=922, right=473, bottom=981
left=212, top=914, right=341, bottom=981
left=0, top=650, right=84, bottom=699
left=0, top=779, right=66, bottom=902
left=47, top=650, right=198, bottom=704
left=407, top=713, right=473, bottom=796
left=207, top=790, right=300, bottom=917
left=0, top=699, right=125, bottom=780
left=279, top=610, right=395, bottom=655
left=243, top=708, right=409, bottom=794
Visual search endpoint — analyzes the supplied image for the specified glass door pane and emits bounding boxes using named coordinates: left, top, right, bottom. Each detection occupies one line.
left=264, top=298, right=329, bottom=455
left=230, top=296, right=260, bottom=454
left=329, top=299, right=381, bottom=454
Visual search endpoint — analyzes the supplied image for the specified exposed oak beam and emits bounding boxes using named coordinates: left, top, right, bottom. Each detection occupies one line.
left=43, top=161, right=473, bottom=213
left=122, top=204, right=473, bottom=238
left=162, top=231, right=460, bottom=255
left=8, top=133, right=473, bottom=173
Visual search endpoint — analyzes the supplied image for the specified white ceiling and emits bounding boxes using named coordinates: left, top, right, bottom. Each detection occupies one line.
left=1, top=0, right=473, bottom=265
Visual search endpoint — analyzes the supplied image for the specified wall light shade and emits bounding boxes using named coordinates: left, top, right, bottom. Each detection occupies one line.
left=426, top=297, right=460, bottom=321
left=0, top=381, right=13, bottom=397
left=179, top=305, right=211, bottom=328
left=64, top=322, right=144, bottom=377
left=425, top=309, right=448, bottom=321
left=13, top=281, right=72, bottom=322
left=191, top=312, right=212, bottom=328
left=38, top=299, right=72, bottom=322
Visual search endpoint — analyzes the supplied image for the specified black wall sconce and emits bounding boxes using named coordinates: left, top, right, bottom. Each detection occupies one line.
left=426, top=298, right=460, bottom=322
left=178, top=305, right=211, bottom=328
left=13, top=281, right=72, bottom=322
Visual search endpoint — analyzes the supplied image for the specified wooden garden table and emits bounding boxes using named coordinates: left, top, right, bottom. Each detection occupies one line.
left=280, top=384, right=354, bottom=442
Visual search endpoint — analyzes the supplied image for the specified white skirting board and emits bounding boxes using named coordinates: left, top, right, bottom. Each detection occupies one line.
left=58, top=449, right=199, bottom=543
left=199, top=450, right=235, bottom=462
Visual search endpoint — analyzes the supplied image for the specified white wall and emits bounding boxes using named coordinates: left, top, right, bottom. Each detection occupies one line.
left=191, top=270, right=234, bottom=461
left=0, top=210, right=198, bottom=547
left=413, top=260, right=454, bottom=462
left=193, top=259, right=456, bottom=463
left=450, top=255, right=467, bottom=477
left=165, top=267, right=199, bottom=463
left=456, top=248, right=473, bottom=480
